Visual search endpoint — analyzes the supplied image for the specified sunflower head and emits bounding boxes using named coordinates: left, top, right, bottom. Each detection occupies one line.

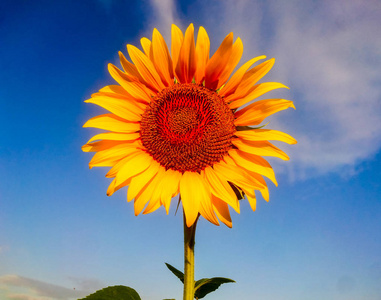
left=82, top=24, right=296, bottom=228
left=140, top=83, right=236, bottom=173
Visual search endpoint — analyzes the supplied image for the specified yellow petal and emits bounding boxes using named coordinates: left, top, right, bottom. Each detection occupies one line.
left=108, top=64, right=154, bottom=102
left=220, top=55, right=266, bottom=97
left=199, top=198, right=219, bottom=226
left=175, top=24, right=196, bottom=83
left=134, top=193, right=151, bottom=216
left=104, top=145, right=142, bottom=177
left=171, top=24, right=184, bottom=76
left=180, top=171, right=208, bottom=227
left=213, top=159, right=263, bottom=191
left=83, top=114, right=140, bottom=133
left=118, top=51, right=144, bottom=82
left=194, top=26, right=210, bottom=83
left=98, top=85, right=147, bottom=105
left=140, top=37, right=153, bottom=60
left=99, top=85, right=128, bottom=95
left=141, top=167, right=167, bottom=214
left=243, top=57, right=274, bottom=83
left=90, top=92, right=147, bottom=110
left=204, top=32, right=233, bottom=90
left=106, top=178, right=116, bottom=196
left=134, top=166, right=166, bottom=215
left=143, top=198, right=161, bottom=214
left=228, top=58, right=275, bottom=100
left=127, top=159, right=161, bottom=202
left=127, top=44, right=165, bottom=91
left=211, top=195, right=233, bottom=228
left=82, top=140, right=125, bottom=153
left=88, top=142, right=140, bottom=168
left=260, top=186, right=269, bottom=202
left=160, top=169, right=182, bottom=214
left=232, top=138, right=290, bottom=160
left=203, top=166, right=239, bottom=213
left=107, top=62, right=132, bottom=82
left=85, top=96, right=144, bottom=122
left=241, top=168, right=269, bottom=203
left=217, top=37, right=243, bottom=89
left=223, top=155, right=267, bottom=189
left=86, top=132, right=140, bottom=144
left=228, top=149, right=277, bottom=186
left=235, top=129, right=297, bottom=144
left=196, top=171, right=219, bottom=225
left=244, top=168, right=268, bottom=188
left=152, top=28, right=174, bottom=86
left=107, top=177, right=132, bottom=197
left=234, top=99, right=295, bottom=125
left=228, top=83, right=289, bottom=109
left=114, top=151, right=154, bottom=186
left=241, top=186, right=257, bottom=211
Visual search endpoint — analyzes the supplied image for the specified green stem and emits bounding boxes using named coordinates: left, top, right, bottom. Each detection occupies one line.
left=183, top=212, right=198, bottom=300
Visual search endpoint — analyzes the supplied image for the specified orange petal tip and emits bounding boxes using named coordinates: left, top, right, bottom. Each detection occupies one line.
left=81, top=144, right=90, bottom=151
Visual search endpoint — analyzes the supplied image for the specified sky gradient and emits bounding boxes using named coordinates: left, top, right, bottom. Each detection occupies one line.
left=1, top=0, right=381, bottom=299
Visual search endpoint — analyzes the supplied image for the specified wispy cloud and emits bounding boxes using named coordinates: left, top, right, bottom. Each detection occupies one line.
left=67, top=277, right=104, bottom=292
left=146, top=0, right=179, bottom=39
left=0, top=245, right=10, bottom=255
left=5, top=293, right=46, bottom=300
left=269, top=0, right=381, bottom=177
left=147, top=0, right=381, bottom=178
left=0, top=275, right=90, bottom=300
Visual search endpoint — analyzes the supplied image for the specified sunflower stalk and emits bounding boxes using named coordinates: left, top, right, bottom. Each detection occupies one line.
left=83, top=23, right=296, bottom=300
left=183, top=212, right=198, bottom=300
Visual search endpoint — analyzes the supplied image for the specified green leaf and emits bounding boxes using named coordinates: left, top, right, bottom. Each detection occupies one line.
left=165, top=263, right=234, bottom=299
left=194, top=277, right=235, bottom=299
left=165, top=263, right=184, bottom=283
left=79, top=285, right=141, bottom=300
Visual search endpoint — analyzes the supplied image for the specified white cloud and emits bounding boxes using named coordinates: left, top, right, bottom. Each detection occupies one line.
left=67, top=277, right=104, bottom=292
left=0, top=245, right=10, bottom=255
left=269, top=0, right=381, bottom=177
left=5, top=293, right=46, bottom=300
left=146, top=0, right=179, bottom=39
left=146, top=0, right=381, bottom=178
left=0, top=275, right=89, bottom=300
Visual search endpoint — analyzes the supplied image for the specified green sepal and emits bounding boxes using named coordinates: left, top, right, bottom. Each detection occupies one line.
left=194, top=277, right=235, bottom=299
left=165, top=263, right=184, bottom=283
left=216, top=84, right=225, bottom=93
left=236, top=123, right=269, bottom=131
left=174, top=198, right=181, bottom=215
left=228, top=182, right=245, bottom=200
left=79, top=285, right=141, bottom=300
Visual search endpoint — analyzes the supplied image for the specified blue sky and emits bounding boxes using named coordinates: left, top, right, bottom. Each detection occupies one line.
left=1, top=0, right=380, bottom=299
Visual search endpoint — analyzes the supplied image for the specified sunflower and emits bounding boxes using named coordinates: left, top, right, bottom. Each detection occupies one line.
left=82, top=24, right=296, bottom=228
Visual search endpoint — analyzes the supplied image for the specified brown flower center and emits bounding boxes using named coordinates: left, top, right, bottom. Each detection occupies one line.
left=140, top=83, right=235, bottom=173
